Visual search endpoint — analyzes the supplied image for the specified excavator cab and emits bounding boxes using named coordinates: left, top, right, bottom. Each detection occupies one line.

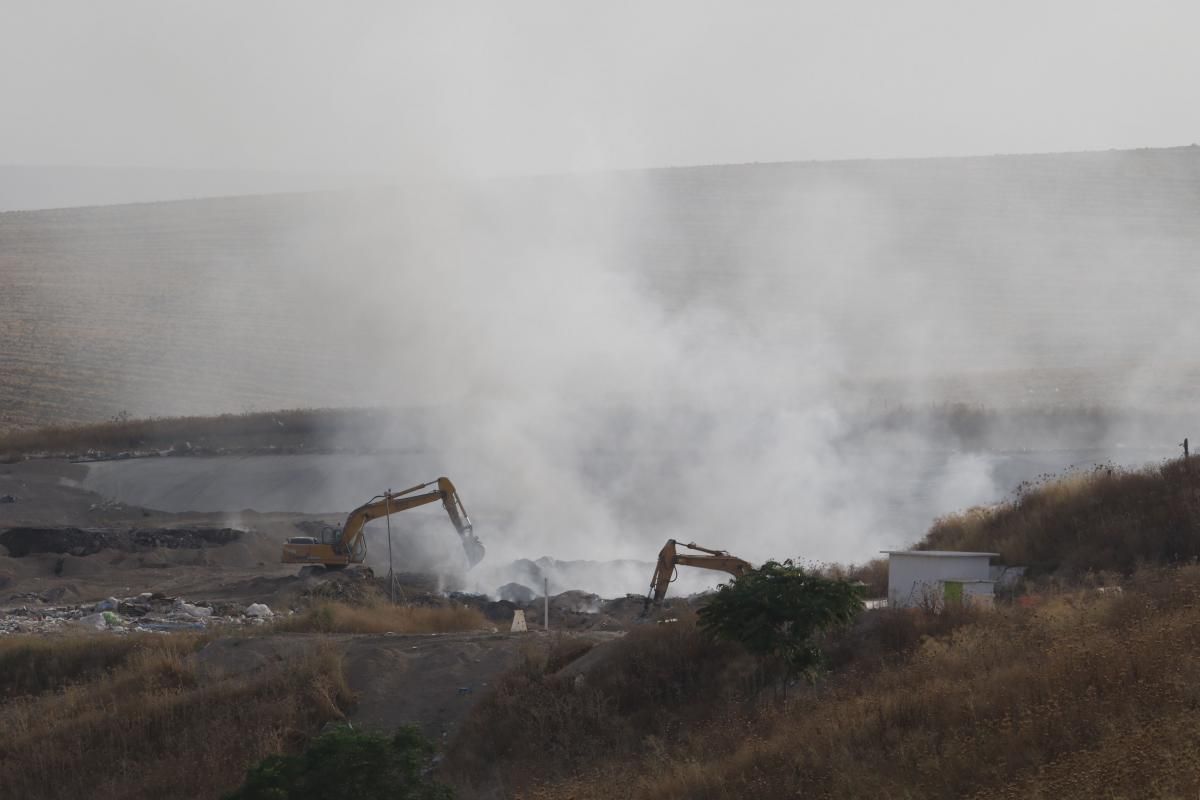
left=281, top=477, right=483, bottom=572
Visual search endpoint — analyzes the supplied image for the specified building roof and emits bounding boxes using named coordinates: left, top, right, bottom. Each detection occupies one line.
left=881, top=550, right=1000, bottom=558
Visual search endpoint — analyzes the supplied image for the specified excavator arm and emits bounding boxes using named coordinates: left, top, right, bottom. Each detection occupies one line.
left=282, top=476, right=484, bottom=569
left=645, top=539, right=752, bottom=609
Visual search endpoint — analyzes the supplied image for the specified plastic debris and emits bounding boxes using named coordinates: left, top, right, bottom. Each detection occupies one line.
left=244, top=603, right=273, bottom=618
left=0, top=592, right=297, bottom=636
left=174, top=600, right=213, bottom=619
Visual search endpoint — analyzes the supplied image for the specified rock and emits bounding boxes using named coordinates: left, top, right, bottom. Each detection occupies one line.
left=118, top=600, right=152, bottom=617
left=95, top=597, right=119, bottom=612
left=244, top=603, right=273, bottom=618
left=75, top=612, right=108, bottom=631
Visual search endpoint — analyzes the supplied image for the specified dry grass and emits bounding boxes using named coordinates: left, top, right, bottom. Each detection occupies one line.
left=271, top=600, right=487, bottom=635
left=0, top=633, right=202, bottom=698
left=921, top=457, right=1200, bottom=576
left=443, top=612, right=753, bottom=796
left=821, top=557, right=889, bottom=598
left=496, top=567, right=1200, bottom=800
left=0, top=633, right=353, bottom=800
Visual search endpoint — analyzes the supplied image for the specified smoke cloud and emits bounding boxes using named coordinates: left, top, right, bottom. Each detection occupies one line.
left=9, top=4, right=1200, bottom=592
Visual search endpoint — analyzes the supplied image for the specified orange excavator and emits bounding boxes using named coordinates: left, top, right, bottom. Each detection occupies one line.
left=281, top=477, right=484, bottom=574
left=644, top=539, right=752, bottom=610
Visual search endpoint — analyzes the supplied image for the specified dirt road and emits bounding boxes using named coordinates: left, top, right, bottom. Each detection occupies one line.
left=195, top=629, right=620, bottom=742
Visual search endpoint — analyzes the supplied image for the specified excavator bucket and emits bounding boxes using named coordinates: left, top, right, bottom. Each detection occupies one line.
left=461, top=531, right=486, bottom=569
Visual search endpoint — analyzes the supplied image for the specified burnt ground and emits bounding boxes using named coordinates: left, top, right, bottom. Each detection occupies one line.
left=0, top=457, right=340, bottom=607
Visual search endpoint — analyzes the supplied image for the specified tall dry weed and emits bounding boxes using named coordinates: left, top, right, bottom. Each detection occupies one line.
left=537, top=566, right=1200, bottom=799
left=444, top=613, right=753, bottom=796
left=922, top=458, right=1200, bottom=576
left=0, top=635, right=352, bottom=800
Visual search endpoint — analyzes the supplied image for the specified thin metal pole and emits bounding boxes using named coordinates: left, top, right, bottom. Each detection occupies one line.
left=544, top=577, right=549, bottom=631
left=385, top=491, right=395, bottom=604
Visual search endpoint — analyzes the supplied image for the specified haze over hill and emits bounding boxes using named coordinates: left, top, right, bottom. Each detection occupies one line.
left=4, top=146, right=1200, bottom=430
left=4, top=146, right=1199, bottom=563
left=0, top=165, right=362, bottom=213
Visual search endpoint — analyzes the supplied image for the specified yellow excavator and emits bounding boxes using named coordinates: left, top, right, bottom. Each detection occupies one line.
left=644, top=539, right=753, bottom=610
left=281, top=477, right=484, bottom=573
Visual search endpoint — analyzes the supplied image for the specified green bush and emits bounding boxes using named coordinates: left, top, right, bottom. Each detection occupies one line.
left=224, top=725, right=451, bottom=800
left=698, top=560, right=864, bottom=684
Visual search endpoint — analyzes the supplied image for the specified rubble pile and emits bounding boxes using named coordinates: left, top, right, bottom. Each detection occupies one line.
left=298, top=573, right=382, bottom=605
left=519, top=590, right=623, bottom=631
left=0, top=593, right=276, bottom=635
left=448, top=592, right=519, bottom=623
left=0, top=527, right=243, bottom=557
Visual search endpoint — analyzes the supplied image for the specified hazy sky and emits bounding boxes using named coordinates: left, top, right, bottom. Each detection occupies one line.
left=3, top=1, right=1198, bottom=177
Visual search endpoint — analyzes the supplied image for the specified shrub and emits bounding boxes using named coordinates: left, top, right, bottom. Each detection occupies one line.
left=698, top=560, right=864, bottom=685
left=224, top=725, right=451, bottom=800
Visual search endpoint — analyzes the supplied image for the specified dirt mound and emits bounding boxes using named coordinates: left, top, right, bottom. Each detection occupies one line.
left=0, top=527, right=242, bottom=557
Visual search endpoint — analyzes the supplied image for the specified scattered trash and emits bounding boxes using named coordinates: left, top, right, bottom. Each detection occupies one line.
left=0, top=591, right=281, bottom=635
left=244, top=603, right=273, bottom=618
left=175, top=600, right=213, bottom=618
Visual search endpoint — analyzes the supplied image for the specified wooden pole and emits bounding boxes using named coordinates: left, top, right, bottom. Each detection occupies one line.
left=544, top=577, right=549, bottom=631
left=385, top=491, right=395, bottom=604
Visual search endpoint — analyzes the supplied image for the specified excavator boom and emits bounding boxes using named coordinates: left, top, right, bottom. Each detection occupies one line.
left=281, top=477, right=484, bottom=570
left=645, top=539, right=752, bottom=609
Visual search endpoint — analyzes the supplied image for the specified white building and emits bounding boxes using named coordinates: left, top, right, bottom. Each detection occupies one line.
left=882, top=550, right=999, bottom=609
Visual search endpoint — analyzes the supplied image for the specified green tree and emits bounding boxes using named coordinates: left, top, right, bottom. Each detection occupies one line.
left=697, top=559, right=864, bottom=688
left=223, top=725, right=452, bottom=800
